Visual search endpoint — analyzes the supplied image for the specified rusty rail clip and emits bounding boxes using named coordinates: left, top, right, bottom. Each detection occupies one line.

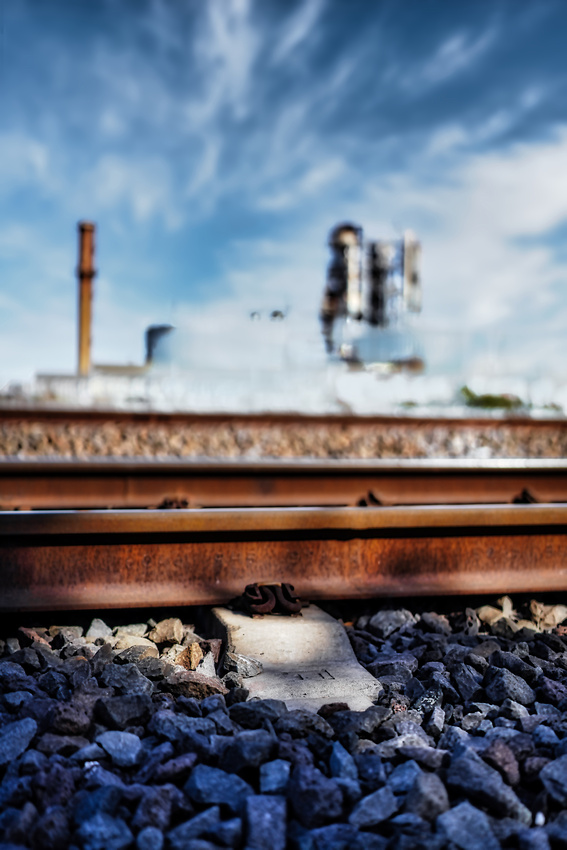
left=242, top=583, right=276, bottom=615
left=273, top=582, right=302, bottom=614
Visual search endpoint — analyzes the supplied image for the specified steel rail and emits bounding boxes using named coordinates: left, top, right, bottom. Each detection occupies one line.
left=1, top=458, right=567, bottom=509
left=0, top=406, right=565, bottom=425
left=0, top=504, right=565, bottom=611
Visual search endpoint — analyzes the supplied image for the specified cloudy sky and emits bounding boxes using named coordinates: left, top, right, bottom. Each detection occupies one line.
left=1, top=0, right=567, bottom=388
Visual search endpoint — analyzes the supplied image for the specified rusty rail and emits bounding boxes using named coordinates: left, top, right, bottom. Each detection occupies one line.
left=1, top=458, right=566, bottom=509
left=0, top=504, right=565, bottom=610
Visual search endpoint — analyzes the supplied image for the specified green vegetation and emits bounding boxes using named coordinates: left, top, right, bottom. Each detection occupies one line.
left=459, top=385, right=525, bottom=410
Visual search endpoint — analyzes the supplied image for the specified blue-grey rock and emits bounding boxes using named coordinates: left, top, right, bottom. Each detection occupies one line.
left=3, top=691, right=34, bottom=711
left=452, top=663, right=483, bottom=702
left=388, top=760, right=422, bottom=794
left=100, top=663, right=154, bottom=695
left=73, top=786, right=122, bottom=825
left=275, top=710, right=334, bottom=739
left=0, top=717, right=37, bottom=765
left=368, top=609, right=416, bottom=638
left=260, top=759, right=291, bottom=794
left=533, top=725, right=559, bottom=748
left=220, top=728, right=275, bottom=772
left=436, top=802, right=500, bottom=850
left=31, top=805, right=70, bottom=850
left=228, top=699, right=287, bottom=728
left=447, top=752, right=531, bottom=824
left=168, top=806, right=220, bottom=849
left=330, top=741, right=358, bottom=780
left=148, top=709, right=215, bottom=742
left=288, top=765, right=343, bottom=829
left=95, top=694, right=153, bottom=730
left=405, top=772, right=449, bottom=821
left=213, top=817, right=242, bottom=847
left=185, top=764, right=254, bottom=814
left=540, top=755, right=567, bottom=804
left=517, top=827, right=550, bottom=850
left=132, top=787, right=173, bottom=831
left=136, top=826, right=164, bottom=850
left=348, top=786, right=400, bottom=828
left=76, top=814, right=133, bottom=850
left=354, top=753, right=386, bottom=791
left=246, top=795, right=286, bottom=850
left=484, top=668, right=535, bottom=706
left=335, top=777, right=362, bottom=805
left=308, top=823, right=360, bottom=849
left=96, top=730, right=142, bottom=768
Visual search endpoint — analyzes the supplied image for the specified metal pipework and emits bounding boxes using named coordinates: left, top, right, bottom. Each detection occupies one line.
left=77, top=221, right=96, bottom=377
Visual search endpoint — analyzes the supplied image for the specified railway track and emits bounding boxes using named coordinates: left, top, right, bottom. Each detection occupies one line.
left=1, top=457, right=567, bottom=509
left=1, top=503, right=565, bottom=611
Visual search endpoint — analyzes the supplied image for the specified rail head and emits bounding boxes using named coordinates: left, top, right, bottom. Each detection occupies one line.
left=0, top=504, right=565, bottom=537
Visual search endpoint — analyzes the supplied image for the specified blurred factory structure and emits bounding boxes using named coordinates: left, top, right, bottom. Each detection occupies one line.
left=321, top=222, right=423, bottom=371
left=28, top=220, right=429, bottom=410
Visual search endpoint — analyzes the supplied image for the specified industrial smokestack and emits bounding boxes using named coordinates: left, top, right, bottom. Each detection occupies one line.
left=77, top=221, right=96, bottom=377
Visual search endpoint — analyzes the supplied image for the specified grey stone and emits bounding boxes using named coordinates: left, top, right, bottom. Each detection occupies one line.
left=405, top=772, right=449, bottom=821
left=436, top=802, right=500, bottom=850
left=246, top=795, right=286, bottom=850
left=201, top=694, right=227, bottom=715
left=540, top=755, right=567, bottom=804
left=185, top=764, right=254, bottom=814
left=329, top=741, right=358, bottom=780
left=275, top=710, right=334, bottom=739
left=517, top=828, right=550, bottom=850
left=327, top=705, right=389, bottom=737
left=214, top=817, right=242, bottom=847
left=0, top=717, right=37, bottom=765
left=533, top=725, right=559, bottom=748
left=132, top=787, right=173, bottom=831
left=114, top=623, right=148, bottom=638
left=86, top=618, right=113, bottom=641
left=168, top=806, right=220, bottom=849
left=354, top=753, right=386, bottom=791
left=32, top=805, right=71, bottom=850
left=153, top=752, right=198, bottom=784
left=447, top=753, right=531, bottom=823
left=490, top=650, right=539, bottom=684
left=148, top=709, right=215, bottom=742
left=288, top=764, right=343, bottom=829
left=452, top=663, right=483, bottom=702
left=398, top=745, right=449, bottom=770
left=348, top=785, right=400, bottom=828
left=72, top=742, right=106, bottom=763
left=137, top=826, right=164, bottom=850
left=388, top=760, right=422, bottom=794
left=100, top=663, right=154, bottom=695
left=367, top=609, right=416, bottom=638
left=73, top=786, right=122, bottom=824
left=95, top=693, right=153, bottom=730
left=224, top=651, right=263, bottom=678
left=425, top=706, right=445, bottom=737
left=229, top=699, right=287, bottom=728
left=501, top=698, right=529, bottom=719
left=260, top=759, right=291, bottom=794
left=96, top=730, right=143, bottom=768
left=308, top=823, right=360, bottom=850
left=76, top=814, right=133, bottom=850
left=220, top=728, right=275, bottom=773
left=484, top=668, right=536, bottom=706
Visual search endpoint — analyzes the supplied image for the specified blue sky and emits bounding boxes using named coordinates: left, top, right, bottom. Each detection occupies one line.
left=1, top=0, right=567, bottom=386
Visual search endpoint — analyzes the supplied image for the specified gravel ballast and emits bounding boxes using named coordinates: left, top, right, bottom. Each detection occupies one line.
left=2, top=599, right=567, bottom=848
left=0, top=416, right=565, bottom=458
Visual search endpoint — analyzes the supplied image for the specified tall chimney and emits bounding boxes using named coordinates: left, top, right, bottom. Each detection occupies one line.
left=77, top=221, right=96, bottom=377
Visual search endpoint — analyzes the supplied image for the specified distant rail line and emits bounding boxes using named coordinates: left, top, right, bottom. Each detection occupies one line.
left=1, top=457, right=567, bottom=509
